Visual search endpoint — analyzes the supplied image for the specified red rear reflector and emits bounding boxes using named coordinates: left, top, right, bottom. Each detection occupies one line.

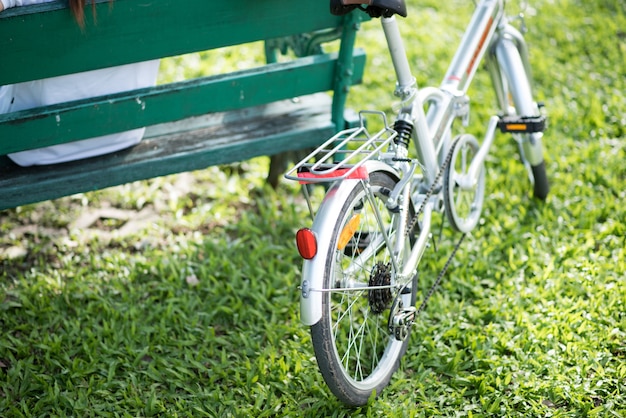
left=297, top=166, right=368, bottom=184
left=296, top=228, right=317, bottom=259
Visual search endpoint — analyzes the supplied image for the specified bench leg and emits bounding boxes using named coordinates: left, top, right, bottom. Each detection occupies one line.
left=267, top=149, right=313, bottom=188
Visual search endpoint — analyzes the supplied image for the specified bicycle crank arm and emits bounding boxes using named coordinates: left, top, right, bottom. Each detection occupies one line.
left=457, top=115, right=499, bottom=190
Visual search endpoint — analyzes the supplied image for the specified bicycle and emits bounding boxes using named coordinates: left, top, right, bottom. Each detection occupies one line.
left=284, top=0, right=548, bottom=406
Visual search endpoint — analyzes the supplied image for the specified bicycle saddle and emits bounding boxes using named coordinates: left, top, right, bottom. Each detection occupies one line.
left=330, top=0, right=407, bottom=18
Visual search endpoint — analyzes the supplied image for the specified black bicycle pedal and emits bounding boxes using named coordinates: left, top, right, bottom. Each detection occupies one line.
left=497, top=114, right=546, bottom=133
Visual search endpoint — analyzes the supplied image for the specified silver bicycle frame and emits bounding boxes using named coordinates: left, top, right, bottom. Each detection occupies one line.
left=383, top=0, right=504, bottom=180
left=370, top=0, right=502, bottom=279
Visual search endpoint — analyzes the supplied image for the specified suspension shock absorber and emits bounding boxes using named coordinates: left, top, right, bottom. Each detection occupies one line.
left=386, top=118, right=416, bottom=214
left=393, top=119, right=413, bottom=149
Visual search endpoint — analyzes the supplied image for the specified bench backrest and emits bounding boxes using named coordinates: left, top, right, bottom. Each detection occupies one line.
left=1, top=0, right=349, bottom=83
left=0, top=0, right=366, bottom=156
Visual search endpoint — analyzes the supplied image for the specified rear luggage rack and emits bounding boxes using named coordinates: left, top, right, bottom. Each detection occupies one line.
left=284, top=111, right=398, bottom=184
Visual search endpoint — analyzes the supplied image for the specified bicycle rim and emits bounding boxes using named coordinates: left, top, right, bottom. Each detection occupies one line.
left=444, top=134, right=486, bottom=233
left=311, top=172, right=417, bottom=406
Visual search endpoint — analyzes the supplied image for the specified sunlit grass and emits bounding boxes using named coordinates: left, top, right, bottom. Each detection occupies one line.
left=1, top=0, right=625, bottom=416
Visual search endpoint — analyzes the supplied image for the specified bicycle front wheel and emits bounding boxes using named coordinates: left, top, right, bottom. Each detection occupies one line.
left=494, top=36, right=550, bottom=199
left=310, top=171, right=417, bottom=406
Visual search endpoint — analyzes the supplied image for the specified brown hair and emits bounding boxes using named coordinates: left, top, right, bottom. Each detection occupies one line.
left=69, top=0, right=112, bottom=28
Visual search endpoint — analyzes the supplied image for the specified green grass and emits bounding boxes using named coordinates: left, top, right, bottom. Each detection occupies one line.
left=1, top=0, right=625, bottom=416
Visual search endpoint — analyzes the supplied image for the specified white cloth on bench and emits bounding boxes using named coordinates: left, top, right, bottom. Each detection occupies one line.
left=2, top=61, right=159, bottom=166
left=0, top=0, right=26, bottom=8
left=0, top=0, right=160, bottom=167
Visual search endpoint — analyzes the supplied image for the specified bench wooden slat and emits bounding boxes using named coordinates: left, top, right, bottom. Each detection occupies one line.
left=0, top=51, right=366, bottom=155
left=0, top=94, right=338, bottom=210
left=0, top=0, right=344, bottom=85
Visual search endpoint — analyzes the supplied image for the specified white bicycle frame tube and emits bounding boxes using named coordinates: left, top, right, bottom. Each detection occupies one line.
left=441, top=0, right=504, bottom=94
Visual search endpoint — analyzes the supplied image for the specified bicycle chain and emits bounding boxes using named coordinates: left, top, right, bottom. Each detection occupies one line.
left=404, top=140, right=454, bottom=237
left=395, top=140, right=467, bottom=325
left=415, top=233, right=465, bottom=316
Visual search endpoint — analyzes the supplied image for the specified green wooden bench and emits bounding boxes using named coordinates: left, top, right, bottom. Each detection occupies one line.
left=0, top=0, right=367, bottom=211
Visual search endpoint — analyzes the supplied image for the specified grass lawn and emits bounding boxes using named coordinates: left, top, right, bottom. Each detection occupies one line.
left=1, top=0, right=625, bottom=416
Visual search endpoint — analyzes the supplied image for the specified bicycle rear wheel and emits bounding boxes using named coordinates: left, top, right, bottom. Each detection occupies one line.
left=310, top=171, right=417, bottom=406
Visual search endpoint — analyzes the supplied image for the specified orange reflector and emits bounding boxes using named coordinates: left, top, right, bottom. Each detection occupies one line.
left=506, top=123, right=528, bottom=131
left=296, top=228, right=317, bottom=260
left=337, top=214, right=361, bottom=251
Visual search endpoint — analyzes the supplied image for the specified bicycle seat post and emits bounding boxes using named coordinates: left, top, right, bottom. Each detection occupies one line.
left=382, top=15, right=437, bottom=180
left=381, top=16, right=416, bottom=100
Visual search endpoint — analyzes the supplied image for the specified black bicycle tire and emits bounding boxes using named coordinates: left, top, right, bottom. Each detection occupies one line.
left=531, top=160, right=549, bottom=200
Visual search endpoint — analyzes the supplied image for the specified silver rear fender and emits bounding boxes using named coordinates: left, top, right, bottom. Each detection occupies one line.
left=300, top=161, right=399, bottom=326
